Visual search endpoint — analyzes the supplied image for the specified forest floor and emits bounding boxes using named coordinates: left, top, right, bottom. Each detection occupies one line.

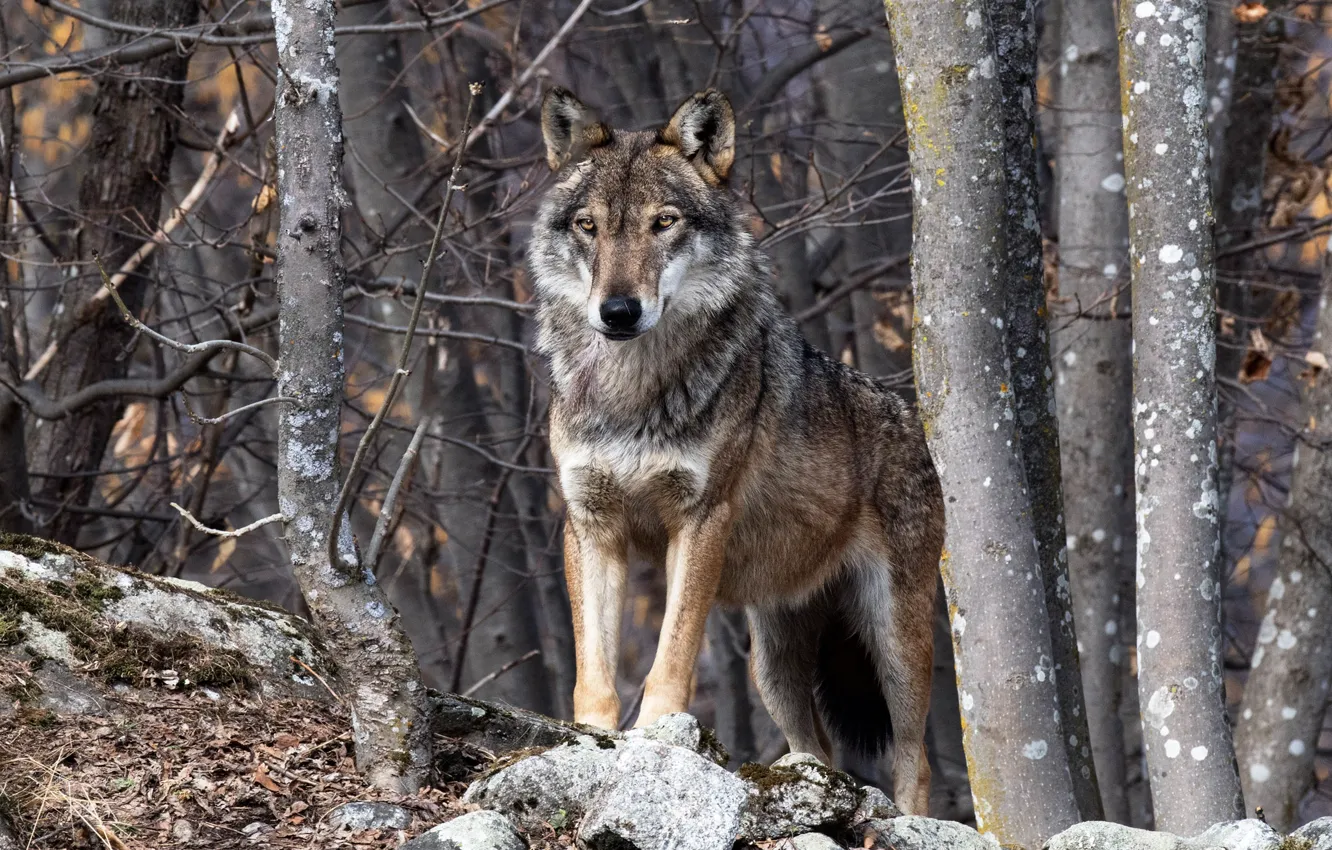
left=0, top=662, right=574, bottom=850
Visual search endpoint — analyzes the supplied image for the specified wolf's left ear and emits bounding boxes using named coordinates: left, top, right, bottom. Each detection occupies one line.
left=541, top=87, right=612, bottom=171
left=661, top=90, right=735, bottom=185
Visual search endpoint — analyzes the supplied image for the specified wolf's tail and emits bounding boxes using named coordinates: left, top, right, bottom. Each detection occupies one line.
left=812, top=613, right=893, bottom=756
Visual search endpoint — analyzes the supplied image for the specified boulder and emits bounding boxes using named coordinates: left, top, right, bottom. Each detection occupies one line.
left=787, top=833, right=846, bottom=850
left=576, top=738, right=747, bottom=850
left=866, top=815, right=992, bottom=850
left=401, top=811, right=527, bottom=850
left=1043, top=821, right=1212, bottom=850
left=1290, top=818, right=1332, bottom=850
left=327, top=801, right=413, bottom=831
left=737, top=752, right=863, bottom=841
left=1191, top=820, right=1281, bottom=850
left=463, top=735, right=621, bottom=833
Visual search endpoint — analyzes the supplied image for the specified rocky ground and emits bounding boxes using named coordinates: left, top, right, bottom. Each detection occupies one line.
left=3, top=536, right=1331, bottom=850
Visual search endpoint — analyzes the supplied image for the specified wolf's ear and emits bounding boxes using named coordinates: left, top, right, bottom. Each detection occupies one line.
left=541, top=87, right=611, bottom=171
left=661, top=89, right=735, bottom=185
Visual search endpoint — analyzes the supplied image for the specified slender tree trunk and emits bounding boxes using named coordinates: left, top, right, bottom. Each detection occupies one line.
left=1213, top=8, right=1287, bottom=577
left=0, top=16, right=29, bottom=534
left=27, top=0, right=196, bottom=544
left=271, top=0, right=429, bottom=793
left=883, top=2, right=1081, bottom=845
left=1054, top=0, right=1135, bottom=824
left=706, top=607, right=756, bottom=767
left=992, top=0, right=1102, bottom=820
left=1233, top=281, right=1332, bottom=833
left=1119, top=0, right=1245, bottom=833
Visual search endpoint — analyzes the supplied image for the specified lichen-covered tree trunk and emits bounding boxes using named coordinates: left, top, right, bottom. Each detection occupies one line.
left=27, top=0, right=196, bottom=544
left=1233, top=282, right=1332, bottom=833
left=1119, top=0, right=1245, bottom=833
left=991, top=0, right=1101, bottom=820
left=1054, top=0, right=1135, bottom=824
left=883, top=2, right=1081, bottom=845
left=271, top=0, right=429, bottom=793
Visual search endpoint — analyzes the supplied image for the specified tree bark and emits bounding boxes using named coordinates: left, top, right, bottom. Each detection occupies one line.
left=27, top=0, right=197, bottom=544
left=883, top=1, right=1081, bottom=845
left=0, top=15, right=29, bottom=534
left=992, top=0, right=1102, bottom=821
left=1212, top=8, right=1287, bottom=578
left=1054, top=0, right=1136, bottom=824
left=271, top=0, right=429, bottom=793
left=1233, top=282, right=1332, bottom=833
left=1119, top=0, right=1245, bottom=833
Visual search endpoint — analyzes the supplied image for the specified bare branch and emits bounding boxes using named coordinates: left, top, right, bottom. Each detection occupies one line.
left=169, top=502, right=285, bottom=539
left=364, top=418, right=430, bottom=572
left=329, top=83, right=480, bottom=572
left=24, top=110, right=244, bottom=381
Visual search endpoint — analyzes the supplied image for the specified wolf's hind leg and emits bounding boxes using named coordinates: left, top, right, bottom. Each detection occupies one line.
left=747, top=602, right=832, bottom=763
left=845, top=558, right=935, bottom=816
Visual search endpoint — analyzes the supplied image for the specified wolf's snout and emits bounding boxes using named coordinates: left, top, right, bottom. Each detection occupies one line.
left=599, top=296, right=643, bottom=338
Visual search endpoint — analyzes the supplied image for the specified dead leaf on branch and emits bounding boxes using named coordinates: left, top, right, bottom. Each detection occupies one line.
left=1240, top=327, right=1273, bottom=384
left=1234, top=2, right=1269, bottom=22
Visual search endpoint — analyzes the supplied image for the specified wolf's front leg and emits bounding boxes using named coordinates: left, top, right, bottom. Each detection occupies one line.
left=564, top=520, right=628, bottom=729
left=637, top=506, right=733, bottom=727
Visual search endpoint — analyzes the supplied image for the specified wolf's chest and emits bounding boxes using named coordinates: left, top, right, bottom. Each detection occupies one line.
left=556, top=437, right=713, bottom=521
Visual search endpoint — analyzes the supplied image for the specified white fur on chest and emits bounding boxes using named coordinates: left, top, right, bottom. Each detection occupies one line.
left=558, top=436, right=713, bottom=504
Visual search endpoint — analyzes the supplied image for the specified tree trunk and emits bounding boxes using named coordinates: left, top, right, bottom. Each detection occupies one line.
left=1212, top=8, right=1287, bottom=579
left=27, top=0, right=197, bottom=544
left=1233, top=282, right=1332, bottom=832
left=1054, top=0, right=1136, bottom=824
left=883, top=2, right=1081, bottom=845
left=706, top=607, right=757, bottom=767
left=0, top=16, right=28, bottom=535
left=992, top=0, right=1102, bottom=820
left=271, top=0, right=430, bottom=794
left=1119, top=0, right=1245, bottom=833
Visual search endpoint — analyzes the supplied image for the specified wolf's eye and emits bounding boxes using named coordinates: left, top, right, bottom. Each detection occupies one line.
left=575, top=217, right=596, bottom=234
left=654, top=214, right=678, bottom=231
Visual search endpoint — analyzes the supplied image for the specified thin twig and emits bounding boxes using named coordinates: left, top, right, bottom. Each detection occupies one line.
left=169, top=503, right=284, bottom=538
left=181, top=393, right=296, bottom=426
left=462, top=648, right=541, bottom=697
left=290, top=654, right=346, bottom=705
left=364, top=417, right=430, bottom=571
left=24, top=109, right=243, bottom=381
left=94, top=253, right=278, bottom=372
left=328, top=83, right=481, bottom=572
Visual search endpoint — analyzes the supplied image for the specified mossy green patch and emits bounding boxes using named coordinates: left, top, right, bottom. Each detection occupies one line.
left=0, top=567, right=252, bottom=692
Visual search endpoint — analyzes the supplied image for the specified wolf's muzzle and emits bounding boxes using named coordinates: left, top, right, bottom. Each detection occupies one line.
left=599, top=295, right=643, bottom=340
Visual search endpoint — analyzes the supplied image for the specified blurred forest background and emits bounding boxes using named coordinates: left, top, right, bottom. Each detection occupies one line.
left=1, top=0, right=1330, bottom=833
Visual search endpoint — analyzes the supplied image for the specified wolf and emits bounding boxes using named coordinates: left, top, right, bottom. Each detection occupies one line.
left=529, top=86, right=945, bottom=814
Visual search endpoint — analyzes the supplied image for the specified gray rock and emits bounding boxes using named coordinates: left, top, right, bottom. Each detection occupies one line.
left=327, top=801, right=412, bottom=831
left=853, top=785, right=902, bottom=823
left=1291, top=818, right=1332, bottom=850
left=739, top=752, right=863, bottom=840
left=1191, top=820, right=1281, bottom=850
left=577, top=738, right=748, bottom=850
left=401, top=811, right=526, bottom=850
left=463, top=735, right=620, bottom=832
left=1044, top=821, right=1203, bottom=850
left=625, top=713, right=728, bottom=766
left=869, top=816, right=992, bottom=850
left=787, top=833, right=846, bottom=850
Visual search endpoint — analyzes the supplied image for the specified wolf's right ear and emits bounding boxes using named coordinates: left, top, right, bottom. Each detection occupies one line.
left=541, top=88, right=612, bottom=171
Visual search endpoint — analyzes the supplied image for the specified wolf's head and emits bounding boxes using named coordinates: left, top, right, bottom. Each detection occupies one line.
left=530, top=88, right=748, bottom=341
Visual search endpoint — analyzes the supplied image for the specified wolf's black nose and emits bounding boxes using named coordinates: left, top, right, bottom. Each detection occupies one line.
left=600, top=296, right=642, bottom=333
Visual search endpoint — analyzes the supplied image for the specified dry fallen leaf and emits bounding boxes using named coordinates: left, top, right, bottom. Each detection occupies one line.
left=253, top=762, right=283, bottom=794
left=1306, top=349, right=1329, bottom=370
left=1234, top=2, right=1268, bottom=22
